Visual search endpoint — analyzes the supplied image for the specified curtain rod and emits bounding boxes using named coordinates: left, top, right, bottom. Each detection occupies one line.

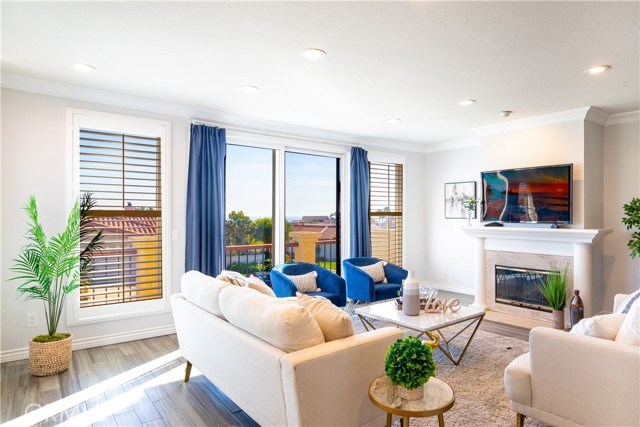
left=190, top=119, right=358, bottom=148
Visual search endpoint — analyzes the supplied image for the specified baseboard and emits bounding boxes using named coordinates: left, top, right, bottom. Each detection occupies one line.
left=422, top=281, right=475, bottom=297
left=0, top=324, right=176, bottom=363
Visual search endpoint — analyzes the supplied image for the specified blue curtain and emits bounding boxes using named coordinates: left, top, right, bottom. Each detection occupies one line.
left=350, top=147, right=371, bottom=257
left=185, top=124, right=226, bottom=276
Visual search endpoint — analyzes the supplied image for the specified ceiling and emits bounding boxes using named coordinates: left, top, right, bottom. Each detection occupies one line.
left=2, top=1, right=639, bottom=146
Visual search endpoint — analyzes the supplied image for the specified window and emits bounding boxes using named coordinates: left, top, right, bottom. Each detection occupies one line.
left=369, top=161, right=403, bottom=266
left=70, top=110, right=170, bottom=324
left=224, top=135, right=345, bottom=278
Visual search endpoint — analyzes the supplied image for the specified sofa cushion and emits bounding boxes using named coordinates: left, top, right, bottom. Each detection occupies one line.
left=296, top=293, right=355, bottom=342
left=356, top=261, right=387, bottom=283
left=247, top=275, right=276, bottom=297
left=286, top=271, right=321, bottom=293
left=569, top=313, right=626, bottom=340
left=219, top=285, right=325, bottom=352
left=181, top=270, right=231, bottom=319
left=217, top=270, right=249, bottom=286
left=615, top=298, right=640, bottom=346
left=615, top=289, right=640, bottom=314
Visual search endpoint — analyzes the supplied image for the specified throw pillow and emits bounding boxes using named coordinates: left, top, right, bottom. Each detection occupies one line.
left=216, top=270, right=249, bottom=287
left=615, top=289, right=640, bottom=314
left=247, top=275, right=276, bottom=298
left=285, top=271, right=321, bottom=293
left=219, top=285, right=325, bottom=352
left=356, top=261, right=387, bottom=283
left=569, top=313, right=627, bottom=340
left=615, top=298, right=640, bottom=346
left=180, top=270, right=231, bottom=319
left=297, top=292, right=355, bottom=342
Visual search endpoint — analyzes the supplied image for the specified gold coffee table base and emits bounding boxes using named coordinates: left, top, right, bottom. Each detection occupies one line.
left=369, top=376, right=455, bottom=427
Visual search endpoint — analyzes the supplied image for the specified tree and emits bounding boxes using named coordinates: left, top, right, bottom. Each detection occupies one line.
left=226, top=211, right=254, bottom=245
left=252, top=217, right=272, bottom=244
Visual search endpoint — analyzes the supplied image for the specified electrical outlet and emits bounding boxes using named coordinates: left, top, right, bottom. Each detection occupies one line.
left=26, top=313, right=38, bottom=328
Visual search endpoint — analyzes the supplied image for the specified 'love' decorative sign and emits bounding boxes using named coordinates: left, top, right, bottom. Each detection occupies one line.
left=423, top=292, right=461, bottom=313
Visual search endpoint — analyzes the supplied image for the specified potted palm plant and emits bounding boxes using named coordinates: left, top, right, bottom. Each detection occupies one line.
left=384, top=336, right=437, bottom=400
left=11, top=193, right=102, bottom=376
left=538, top=264, right=569, bottom=330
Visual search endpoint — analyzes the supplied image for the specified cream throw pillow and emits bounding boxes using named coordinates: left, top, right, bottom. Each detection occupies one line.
left=615, top=298, right=640, bottom=346
left=297, top=293, right=355, bottom=342
left=357, top=261, right=387, bottom=283
left=219, top=285, right=325, bottom=352
left=180, top=270, right=231, bottom=319
left=285, top=271, right=321, bottom=293
left=216, top=270, right=249, bottom=287
left=569, top=313, right=626, bottom=341
left=615, top=289, right=640, bottom=314
left=247, top=274, right=276, bottom=297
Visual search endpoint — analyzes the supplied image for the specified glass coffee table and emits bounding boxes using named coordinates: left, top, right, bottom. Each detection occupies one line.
left=369, top=375, right=455, bottom=427
left=356, top=301, right=485, bottom=365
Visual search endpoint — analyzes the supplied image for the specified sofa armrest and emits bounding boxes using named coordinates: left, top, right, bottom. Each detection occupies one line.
left=270, top=269, right=298, bottom=297
left=280, top=327, right=403, bottom=427
left=529, top=327, right=640, bottom=427
left=315, top=268, right=345, bottom=298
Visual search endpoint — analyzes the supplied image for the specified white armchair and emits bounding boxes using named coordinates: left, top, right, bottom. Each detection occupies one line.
left=504, top=294, right=640, bottom=427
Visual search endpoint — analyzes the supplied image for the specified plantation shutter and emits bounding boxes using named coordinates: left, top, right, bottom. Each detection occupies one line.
left=79, top=128, right=162, bottom=307
left=369, top=162, right=403, bottom=266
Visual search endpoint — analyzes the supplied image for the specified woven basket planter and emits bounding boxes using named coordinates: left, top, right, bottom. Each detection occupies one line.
left=29, top=333, right=72, bottom=376
left=397, top=384, right=424, bottom=400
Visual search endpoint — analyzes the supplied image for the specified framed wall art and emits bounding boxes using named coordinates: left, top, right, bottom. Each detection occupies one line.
left=444, top=181, right=476, bottom=219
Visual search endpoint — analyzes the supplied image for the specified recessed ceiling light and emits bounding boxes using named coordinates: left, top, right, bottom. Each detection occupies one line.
left=586, top=65, right=612, bottom=74
left=239, top=85, right=260, bottom=93
left=458, top=99, right=476, bottom=106
left=387, top=118, right=402, bottom=124
left=499, top=111, right=513, bottom=118
left=301, top=48, right=327, bottom=60
left=70, top=63, right=96, bottom=72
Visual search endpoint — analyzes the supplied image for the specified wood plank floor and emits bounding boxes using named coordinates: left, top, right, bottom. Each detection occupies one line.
left=1, top=296, right=530, bottom=426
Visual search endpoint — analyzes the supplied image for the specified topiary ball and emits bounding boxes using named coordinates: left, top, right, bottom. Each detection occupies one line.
left=384, top=336, right=437, bottom=390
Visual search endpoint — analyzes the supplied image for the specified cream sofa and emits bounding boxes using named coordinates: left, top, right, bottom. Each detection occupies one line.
left=504, top=294, right=640, bottom=427
left=172, top=271, right=403, bottom=427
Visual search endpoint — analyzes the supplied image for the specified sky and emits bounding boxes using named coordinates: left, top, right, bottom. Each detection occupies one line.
left=225, top=145, right=337, bottom=219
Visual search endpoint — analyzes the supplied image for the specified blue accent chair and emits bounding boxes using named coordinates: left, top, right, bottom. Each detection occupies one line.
left=270, top=262, right=347, bottom=307
left=342, top=257, right=408, bottom=311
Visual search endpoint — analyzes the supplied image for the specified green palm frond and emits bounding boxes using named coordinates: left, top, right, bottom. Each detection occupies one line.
left=11, top=196, right=81, bottom=336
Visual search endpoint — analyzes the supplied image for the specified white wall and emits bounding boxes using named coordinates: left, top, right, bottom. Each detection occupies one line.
left=0, top=87, right=426, bottom=359
left=603, top=119, right=640, bottom=308
left=424, top=144, right=481, bottom=294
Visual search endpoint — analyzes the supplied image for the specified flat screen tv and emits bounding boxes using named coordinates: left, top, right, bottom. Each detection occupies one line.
left=481, top=163, right=573, bottom=224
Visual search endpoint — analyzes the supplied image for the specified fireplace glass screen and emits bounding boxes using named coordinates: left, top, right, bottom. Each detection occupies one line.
left=495, top=265, right=552, bottom=311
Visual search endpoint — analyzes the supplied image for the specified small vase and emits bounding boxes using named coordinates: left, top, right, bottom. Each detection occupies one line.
left=570, top=290, right=584, bottom=327
left=552, top=309, right=565, bottom=330
left=397, top=384, right=424, bottom=401
left=467, top=210, right=472, bottom=226
left=402, top=270, right=420, bottom=316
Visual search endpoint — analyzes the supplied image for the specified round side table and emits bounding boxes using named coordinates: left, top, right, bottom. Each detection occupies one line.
left=368, top=375, right=455, bottom=427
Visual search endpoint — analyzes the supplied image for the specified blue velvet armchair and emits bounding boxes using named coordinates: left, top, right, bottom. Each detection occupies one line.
left=270, top=262, right=347, bottom=307
left=342, top=257, right=408, bottom=311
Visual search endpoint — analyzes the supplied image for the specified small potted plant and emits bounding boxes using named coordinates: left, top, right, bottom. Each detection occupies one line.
left=462, top=197, right=479, bottom=226
left=538, top=264, right=569, bottom=330
left=384, top=336, right=437, bottom=400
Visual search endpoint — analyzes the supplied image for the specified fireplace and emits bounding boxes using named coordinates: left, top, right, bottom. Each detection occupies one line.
left=495, top=265, right=552, bottom=312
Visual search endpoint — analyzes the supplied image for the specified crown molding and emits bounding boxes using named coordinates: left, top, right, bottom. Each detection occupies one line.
left=605, top=110, right=640, bottom=126
left=472, top=106, right=609, bottom=136
left=423, top=136, right=481, bottom=153
left=1, top=72, right=427, bottom=153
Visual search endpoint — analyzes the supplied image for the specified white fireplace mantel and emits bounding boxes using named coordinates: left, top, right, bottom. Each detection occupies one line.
left=462, top=227, right=611, bottom=316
